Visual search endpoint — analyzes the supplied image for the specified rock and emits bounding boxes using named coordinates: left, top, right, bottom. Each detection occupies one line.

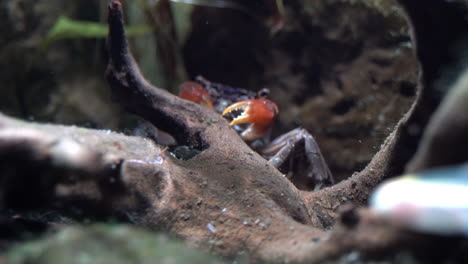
left=6, top=224, right=226, bottom=264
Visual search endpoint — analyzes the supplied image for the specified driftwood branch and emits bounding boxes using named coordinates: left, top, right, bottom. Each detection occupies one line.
left=1, top=0, right=468, bottom=263
left=106, top=0, right=222, bottom=149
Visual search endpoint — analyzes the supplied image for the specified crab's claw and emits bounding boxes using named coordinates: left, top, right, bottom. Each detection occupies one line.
left=179, top=81, right=213, bottom=109
left=222, top=98, right=279, bottom=141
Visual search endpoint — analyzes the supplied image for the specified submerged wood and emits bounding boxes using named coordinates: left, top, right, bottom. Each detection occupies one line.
left=1, top=0, right=468, bottom=262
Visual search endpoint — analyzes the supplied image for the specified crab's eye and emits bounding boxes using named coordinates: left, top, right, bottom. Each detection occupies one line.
left=257, top=88, right=270, bottom=98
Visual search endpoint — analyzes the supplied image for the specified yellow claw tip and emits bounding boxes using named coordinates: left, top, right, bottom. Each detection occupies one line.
left=228, top=114, right=252, bottom=126
left=221, top=101, right=250, bottom=117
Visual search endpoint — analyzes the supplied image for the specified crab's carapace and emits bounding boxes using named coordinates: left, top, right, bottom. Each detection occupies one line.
left=179, top=81, right=214, bottom=109
left=222, top=98, right=279, bottom=141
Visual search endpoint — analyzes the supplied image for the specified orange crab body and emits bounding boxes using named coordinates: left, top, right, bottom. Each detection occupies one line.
left=178, top=77, right=334, bottom=188
left=179, top=79, right=278, bottom=141
left=179, top=81, right=214, bottom=109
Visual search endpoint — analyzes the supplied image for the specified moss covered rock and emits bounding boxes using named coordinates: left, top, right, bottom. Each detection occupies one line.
left=6, top=224, right=227, bottom=264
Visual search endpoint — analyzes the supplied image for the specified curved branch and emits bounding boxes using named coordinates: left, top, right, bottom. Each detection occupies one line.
left=3, top=1, right=467, bottom=263
left=106, top=1, right=226, bottom=149
left=301, top=0, right=468, bottom=226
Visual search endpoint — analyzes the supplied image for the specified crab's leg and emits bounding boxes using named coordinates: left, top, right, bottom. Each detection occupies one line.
left=260, top=128, right=334, bottom=190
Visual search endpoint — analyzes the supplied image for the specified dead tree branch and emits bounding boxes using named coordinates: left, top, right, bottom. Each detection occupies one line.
left=1, top=0, right=468, bottom=263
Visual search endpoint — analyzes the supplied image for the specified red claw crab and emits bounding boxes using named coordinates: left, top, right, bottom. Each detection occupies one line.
left=179, top=76, right=334, bottom=190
